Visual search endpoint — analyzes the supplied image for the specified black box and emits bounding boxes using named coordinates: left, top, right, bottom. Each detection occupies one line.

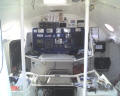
left=94, top=57, right=111, bottom=70
left=39, top=22, right=59, bottom=28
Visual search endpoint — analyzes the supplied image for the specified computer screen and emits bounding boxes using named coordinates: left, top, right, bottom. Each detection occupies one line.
left=60, top=23, right=67, bottom=28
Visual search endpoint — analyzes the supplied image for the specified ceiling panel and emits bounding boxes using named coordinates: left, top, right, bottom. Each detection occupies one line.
left=98, top=0, right=120, bottom=8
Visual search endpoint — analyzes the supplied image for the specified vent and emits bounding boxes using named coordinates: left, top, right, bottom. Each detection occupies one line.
left=50, top=9, right=64, bottom=12
left=72, top=0, right=84, bottom=2
left=72, top=0, right=80, bottom=2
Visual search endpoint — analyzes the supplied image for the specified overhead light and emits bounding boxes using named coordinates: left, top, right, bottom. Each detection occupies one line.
left=44, top=0, right=67, bottom=6
left=105, top=24, right=114, bottom=32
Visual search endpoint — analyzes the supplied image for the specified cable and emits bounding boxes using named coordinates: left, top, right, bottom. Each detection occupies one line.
left=0, top=20, right=3, bottom=73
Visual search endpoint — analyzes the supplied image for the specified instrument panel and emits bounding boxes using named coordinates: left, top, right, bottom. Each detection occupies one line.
left=32, top=27, right=84, bottom=54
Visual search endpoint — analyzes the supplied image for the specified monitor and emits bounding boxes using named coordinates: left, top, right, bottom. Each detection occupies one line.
left=60, top=23, right=66, bottom=28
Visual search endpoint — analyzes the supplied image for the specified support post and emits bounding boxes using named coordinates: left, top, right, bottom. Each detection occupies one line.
left=0, top=21, right=12, bottom=96
left=20, top=0, right=27, bottom=91
left=83, top=0, right=90, bottom=96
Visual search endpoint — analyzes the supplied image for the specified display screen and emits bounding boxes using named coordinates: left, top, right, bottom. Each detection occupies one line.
left=64, top=28, right=70, bottom=33
left=60, top=23, right=66, bottom=27
left=56, top=28, right=61, bottom=33
left=38, top=29, right=44, bottom=33
left=46, top=28, right=53, bottom=33
left=75, top=28, right=81, bottom=32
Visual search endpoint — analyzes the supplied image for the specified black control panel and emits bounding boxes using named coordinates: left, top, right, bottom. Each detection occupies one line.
left=39, top=22, right=60, bottom=28
left=32, top=27, right=84, bottom=54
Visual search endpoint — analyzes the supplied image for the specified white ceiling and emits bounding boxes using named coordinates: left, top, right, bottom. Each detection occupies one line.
left=0, top=0, right=120, bottom=17
left=0, top=0, right=120, bottom=42
left=0, top=0, right=120, bottom=26
left=0, top=0, right=120, bottom=7
left=0, top=0, right=120, bottom=9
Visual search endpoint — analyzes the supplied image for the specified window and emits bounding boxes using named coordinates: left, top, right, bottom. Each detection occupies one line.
left=105, top=24, right=114, bottom=32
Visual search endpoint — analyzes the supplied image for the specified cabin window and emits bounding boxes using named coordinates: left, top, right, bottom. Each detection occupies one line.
left=105, top=24, right=114, bottom=32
